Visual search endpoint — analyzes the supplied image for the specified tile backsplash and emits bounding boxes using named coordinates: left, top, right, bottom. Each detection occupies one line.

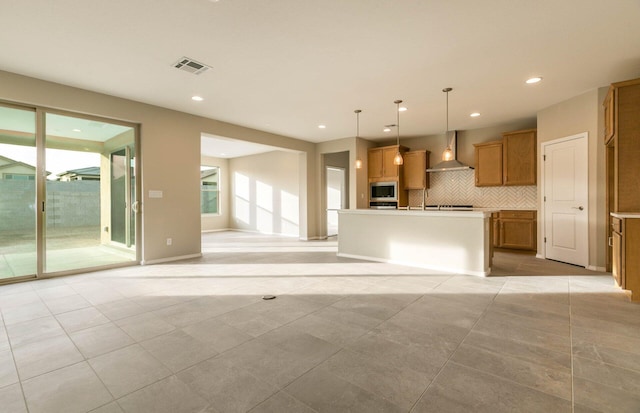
left=408, top=169, right=537, bottom=208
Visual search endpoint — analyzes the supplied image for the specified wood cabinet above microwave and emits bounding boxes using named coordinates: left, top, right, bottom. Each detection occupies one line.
left=368, top=145, right=407, bottom=182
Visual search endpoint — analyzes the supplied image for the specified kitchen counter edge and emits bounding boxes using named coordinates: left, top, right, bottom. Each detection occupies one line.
left=339, top=208, right=497, bottom=218
left=611, top=212, right=640, bottom=219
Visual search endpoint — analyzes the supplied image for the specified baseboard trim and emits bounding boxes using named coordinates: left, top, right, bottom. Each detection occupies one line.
left=142, top=253, right=202, bottom=265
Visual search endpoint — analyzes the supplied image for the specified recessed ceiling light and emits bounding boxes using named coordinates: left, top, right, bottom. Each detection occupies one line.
left=526, top=77, right=542, bottom=84
left=470, top=112, right=481, bottom=117
left=192, top=96, right=204, bottom=101
left=398, top=107, right=407, bottom=112
left=383, top=127, right=391, bottom=132
left=72, top=128, right=82, bottom=132
left=318, top=124, right=326, bottom=129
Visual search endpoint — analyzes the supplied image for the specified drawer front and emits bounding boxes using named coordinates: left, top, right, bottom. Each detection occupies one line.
left=500, top=210, right=536, bottom=220
left=612, top=217, right=622, bottom=234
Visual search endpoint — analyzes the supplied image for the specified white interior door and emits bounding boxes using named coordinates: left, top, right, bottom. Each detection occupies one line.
left=543, top=133, right=588, bottom=266
left=326, top=166, right=345, bottom=236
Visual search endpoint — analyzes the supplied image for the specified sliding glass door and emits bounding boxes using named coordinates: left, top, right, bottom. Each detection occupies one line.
left=0, top=102, right=139, bottom=282
left=44, top=112, right=138, bottom=274
left=0, top=105, right=37, bottom=281
left=110, top=145, right=136, bottom=248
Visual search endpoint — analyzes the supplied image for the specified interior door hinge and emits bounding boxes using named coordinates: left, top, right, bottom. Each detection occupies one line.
left=543, top=155, right=546, bottom=161
left=544, top=196, right=546, bottom=202
left=544, top=237, right=547, bottom=243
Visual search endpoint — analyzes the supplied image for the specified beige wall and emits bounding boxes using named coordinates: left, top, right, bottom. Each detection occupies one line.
left=537, top=88, right=605, bottom=270
left=0, top=70, right=318, bottom=263
left=228, top=150, right=301, bottom=237
left=201, top=156, right=230, bottom=232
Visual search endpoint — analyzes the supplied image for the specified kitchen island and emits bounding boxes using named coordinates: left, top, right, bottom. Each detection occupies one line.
left=337, top=209, right=496, bottom=276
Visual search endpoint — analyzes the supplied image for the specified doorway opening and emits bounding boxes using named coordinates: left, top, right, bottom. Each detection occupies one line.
left=326, top=166, right=346, bottom=237
left=323, top=151, right=350, bottom=238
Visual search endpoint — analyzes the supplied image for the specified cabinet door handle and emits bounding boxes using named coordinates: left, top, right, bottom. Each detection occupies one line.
left=608, top=236, right=613, bottom=247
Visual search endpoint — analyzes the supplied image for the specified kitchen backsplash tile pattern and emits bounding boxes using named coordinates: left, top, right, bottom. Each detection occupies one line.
left=408, top=169, right=537, bottom=208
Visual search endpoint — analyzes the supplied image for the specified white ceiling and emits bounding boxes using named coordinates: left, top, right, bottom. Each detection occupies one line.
left=1, top=0, right=640, bottom=146
left=201, top=133, right=283, bottom=158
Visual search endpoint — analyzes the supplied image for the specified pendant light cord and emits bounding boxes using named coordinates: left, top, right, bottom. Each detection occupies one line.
left=394, top=100, right=402, bottom=146
left=397, top=103, right=400, bottom=144
left=443, top=88, right=453, bottom=149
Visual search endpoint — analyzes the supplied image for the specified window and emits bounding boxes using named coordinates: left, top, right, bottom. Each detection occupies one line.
left=3, top=173, right=35, bottom=180
left=201, top=166, right=219, bottom=214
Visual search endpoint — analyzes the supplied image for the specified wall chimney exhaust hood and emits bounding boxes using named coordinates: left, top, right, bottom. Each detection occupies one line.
left=426, top=130, right=474, bottom=172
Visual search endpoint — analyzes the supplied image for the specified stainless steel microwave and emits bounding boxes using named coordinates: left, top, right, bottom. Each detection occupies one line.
left=369, top=181, right=398, bottom=201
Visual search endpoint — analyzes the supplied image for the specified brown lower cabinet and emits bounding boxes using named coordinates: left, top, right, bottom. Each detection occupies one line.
left=611, top=215, right=640, bottom=301
left=492, top=210, right=537, bottom=251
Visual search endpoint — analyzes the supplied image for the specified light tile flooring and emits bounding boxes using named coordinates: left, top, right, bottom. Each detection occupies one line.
left=1, top=231, right=639, bottom=413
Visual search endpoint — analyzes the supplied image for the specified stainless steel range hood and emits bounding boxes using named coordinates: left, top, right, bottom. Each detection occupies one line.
left=426, top=130, right=474, bottom=172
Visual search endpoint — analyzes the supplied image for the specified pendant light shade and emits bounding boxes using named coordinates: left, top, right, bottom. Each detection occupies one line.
left=354, top=109, right=362, bottom=169
left=442, top=147, right=454, bottom=161
left=393, top=99, right=403, bottom=166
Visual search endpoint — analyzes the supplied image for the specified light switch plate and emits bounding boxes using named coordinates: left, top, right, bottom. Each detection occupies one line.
left=149, top=190, right=163, bottom=198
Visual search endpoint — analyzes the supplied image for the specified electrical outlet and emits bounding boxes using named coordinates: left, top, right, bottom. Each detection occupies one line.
left=166, top=238, right=172, bottom=246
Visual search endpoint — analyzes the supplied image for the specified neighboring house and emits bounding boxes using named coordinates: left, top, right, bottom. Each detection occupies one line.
left=200, top=168, right=218, bottom=184
left=57, top=166, right=100, bottom=181
left=0, top=154, right=37, bottom=180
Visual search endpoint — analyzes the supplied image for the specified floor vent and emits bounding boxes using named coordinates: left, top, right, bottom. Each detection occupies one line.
left=173, top=57, right=211, bottom=75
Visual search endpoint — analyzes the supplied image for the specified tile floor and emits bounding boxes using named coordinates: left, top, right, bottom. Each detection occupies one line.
left=0, top=231, right=639, bottom=412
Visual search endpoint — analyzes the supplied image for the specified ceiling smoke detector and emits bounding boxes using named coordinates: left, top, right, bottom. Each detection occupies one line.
left=173, top=57, right=211, bottom=75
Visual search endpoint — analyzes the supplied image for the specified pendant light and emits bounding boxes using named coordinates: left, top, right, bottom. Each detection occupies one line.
left=393, top=99, right=403, bottom=165
left=354, top=109, right=363, bottom=169
left=441, top=88, right=454, bottom=161
left=426, top=87, right=473, bottom=172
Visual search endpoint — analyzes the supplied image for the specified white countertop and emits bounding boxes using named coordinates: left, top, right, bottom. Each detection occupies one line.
left=611, top=212, right=640, bottom=219
left=340, top=208, right=497, bottom=218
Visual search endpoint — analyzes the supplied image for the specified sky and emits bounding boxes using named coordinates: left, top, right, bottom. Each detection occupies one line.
left=0, top=143, right=100, bottom=180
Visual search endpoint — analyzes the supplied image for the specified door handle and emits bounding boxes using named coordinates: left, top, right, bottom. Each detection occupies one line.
left=572, top=206, right=584, bottom=211
left=608, top=237, right=613, bottom=247
left=132, top=201, right=140, bottom=213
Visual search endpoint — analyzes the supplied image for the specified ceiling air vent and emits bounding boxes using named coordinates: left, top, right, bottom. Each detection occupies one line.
left=172, top=57, right=211, bottom=75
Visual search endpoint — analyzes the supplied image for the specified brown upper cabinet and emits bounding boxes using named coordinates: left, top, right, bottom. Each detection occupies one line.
left=474, top=129, right=537, bottom=187
left=403, top=150, right=430, bottom=189
left=606, top=78, right=640, bottom=212
left=474, top=140, right=503, bottom=186
left=368, top=145, right=407, bottom=182
left=503, top=129, right=537, bottom=186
